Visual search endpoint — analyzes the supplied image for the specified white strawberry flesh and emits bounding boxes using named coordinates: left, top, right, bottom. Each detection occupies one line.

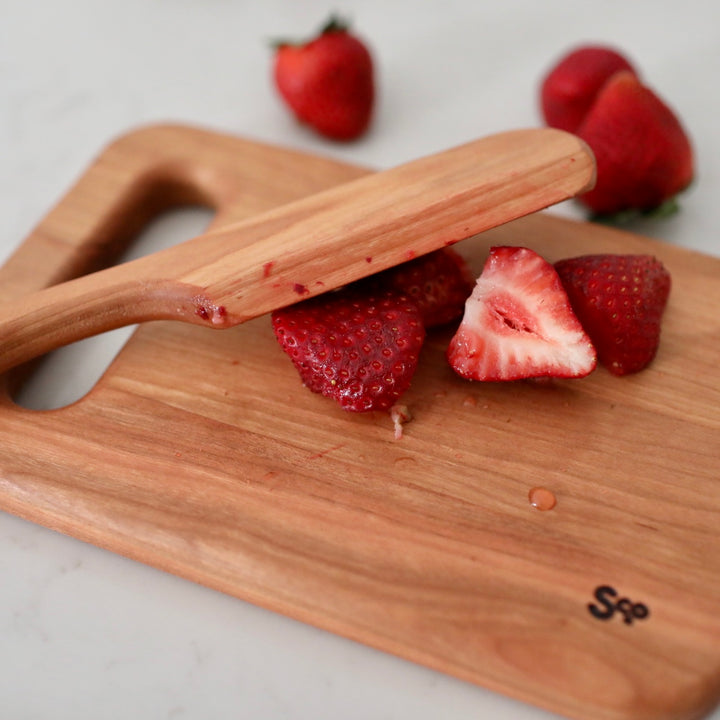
left=447, top=246, right=597, bottom=381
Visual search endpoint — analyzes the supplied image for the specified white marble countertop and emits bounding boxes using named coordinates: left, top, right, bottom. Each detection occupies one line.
left=1, top=1, right=719, bottom=718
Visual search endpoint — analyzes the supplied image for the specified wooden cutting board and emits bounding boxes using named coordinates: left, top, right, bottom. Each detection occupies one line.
left=1, top=124, right=719, bottom=720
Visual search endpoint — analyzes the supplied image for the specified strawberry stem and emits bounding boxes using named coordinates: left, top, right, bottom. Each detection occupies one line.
left=270, top=14, right=350, bottom=49
left=646, top=197, right=680, bottom=219
left=320, top=14, right=350, bottom=34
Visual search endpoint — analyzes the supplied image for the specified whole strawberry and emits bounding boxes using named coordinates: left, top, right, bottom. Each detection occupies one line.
left=272, top=16, right=374, bottom=141
left=366, top=248, right=475, bottom=328
left=576, top=71, right=694, bottom=216
left=447, top=246, right=596, bottom=382
left=272, top=288, right=425, bottom=412
left=541, top=45, right=636, bottom=133
left=554, top=254, right=671, bottom=375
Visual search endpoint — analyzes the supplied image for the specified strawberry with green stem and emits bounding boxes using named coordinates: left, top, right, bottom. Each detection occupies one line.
left=272, top=15, right=374, bottom=141
left=540, top=44, right=694, bottom=219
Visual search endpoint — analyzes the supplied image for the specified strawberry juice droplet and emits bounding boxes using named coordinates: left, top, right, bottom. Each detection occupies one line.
left=528, top=486, right=557, bottom=511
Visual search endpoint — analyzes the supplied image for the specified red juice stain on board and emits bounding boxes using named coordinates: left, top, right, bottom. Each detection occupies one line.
left=528, top=486, right=557, bottom=511
left=293, top=283, right=309, bottom=295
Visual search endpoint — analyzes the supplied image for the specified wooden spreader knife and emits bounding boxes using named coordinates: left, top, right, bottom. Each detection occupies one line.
left=0, top=128, right=594, bottom=375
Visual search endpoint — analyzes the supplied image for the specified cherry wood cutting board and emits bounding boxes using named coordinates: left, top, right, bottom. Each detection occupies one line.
left=1, top=124, right=719, bottom=720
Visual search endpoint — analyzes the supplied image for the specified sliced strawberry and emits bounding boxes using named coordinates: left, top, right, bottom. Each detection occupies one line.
left=367, top=248, right=475, bottom=328
left=447, top=246, right=596, bottom=381
left=272, top=288, right=425, bottom=412
left=554, top=254, right=671, bottom=375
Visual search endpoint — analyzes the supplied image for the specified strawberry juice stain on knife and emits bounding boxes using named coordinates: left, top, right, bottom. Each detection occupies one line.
left=194, top=299, right=228, bottom=325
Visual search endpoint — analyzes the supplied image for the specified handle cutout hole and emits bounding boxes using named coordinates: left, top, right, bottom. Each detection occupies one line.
left=14, top=205, right=214, bottom=410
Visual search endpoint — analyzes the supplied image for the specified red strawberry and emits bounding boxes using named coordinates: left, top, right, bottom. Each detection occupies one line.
left=367, top=248, right=475, bottom=328
left=554, top=254, right=671, bottom=375
left=447, top=246, right=596, bottom=381
left=272, top=16, right=374, bottom=141
left=541, top=45, right=636, bottom=133
left=576, top=71, right=694, bottom=216
left=272, top=288, right=425, bottom=412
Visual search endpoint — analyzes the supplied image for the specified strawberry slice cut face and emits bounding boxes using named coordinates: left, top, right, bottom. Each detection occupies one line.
left=447, top=246, right=597, bottom=381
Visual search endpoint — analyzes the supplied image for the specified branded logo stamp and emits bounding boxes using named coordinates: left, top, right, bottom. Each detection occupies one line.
left=588, top=585, right=650, bottom=625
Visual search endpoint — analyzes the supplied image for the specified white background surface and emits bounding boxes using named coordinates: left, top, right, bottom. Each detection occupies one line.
left=1, top=1, right=719, bottom=718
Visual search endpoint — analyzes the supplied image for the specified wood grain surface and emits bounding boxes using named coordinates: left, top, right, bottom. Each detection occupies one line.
left=1, top=124, right=719, bottom=720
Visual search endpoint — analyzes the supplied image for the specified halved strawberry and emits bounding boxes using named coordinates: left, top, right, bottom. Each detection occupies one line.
left=447, top=246, right=596, bottom=381
left=366, top=248, right=475, bottom=328
left=272, top=288, right=425, bottom=412
left=554, top=254, right=671, bottom=375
